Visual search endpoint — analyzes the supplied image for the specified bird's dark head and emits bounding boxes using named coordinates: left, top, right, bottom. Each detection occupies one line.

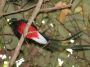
left=7, top=18, right=17, bottom=26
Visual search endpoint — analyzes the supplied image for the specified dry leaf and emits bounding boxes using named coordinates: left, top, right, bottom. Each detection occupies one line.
left=58, top=9, right=71, bottom=24
left=74, top=6, right=82, bottom=14
left=55, top=1, right=67, bottom=9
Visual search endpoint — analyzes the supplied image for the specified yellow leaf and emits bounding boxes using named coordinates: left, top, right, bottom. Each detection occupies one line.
left=3, top=61, right=9, bottom=67
left=74, top=6, right=82, bottom=13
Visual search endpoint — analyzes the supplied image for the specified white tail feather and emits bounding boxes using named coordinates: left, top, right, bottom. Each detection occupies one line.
left=32, top=32, right=48, bottom=44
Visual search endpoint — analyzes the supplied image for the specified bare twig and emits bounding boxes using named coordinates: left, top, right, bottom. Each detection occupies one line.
left=0, top=4, right=36, bottom=18
left=0, top=3, right=71, bottom=18
left=8, top=0, right=43, bottom=67
left=0, top=33, right=14, bottom=36
left=40, top=5, right=71, bottom=12
left=72, top=55, right=90, bottom=65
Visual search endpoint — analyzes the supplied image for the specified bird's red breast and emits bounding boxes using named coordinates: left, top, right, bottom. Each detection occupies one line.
left=17, top=21, right=38, bottom=39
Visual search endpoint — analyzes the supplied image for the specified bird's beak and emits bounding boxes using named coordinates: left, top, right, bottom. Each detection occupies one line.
left=32, top=32, right=48, bottom=45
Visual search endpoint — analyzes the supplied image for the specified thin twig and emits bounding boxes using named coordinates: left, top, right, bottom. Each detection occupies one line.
left=0, top=33, right=14, bottom=36
left=0, top=4, right=36, bottom=18
left=40, top=5, right=71, bottom=12
left=72, top=55, right=90, bottom=65
left=0, top=4, right=71, bottom=18
left=8, top=0, right=43, bottom=67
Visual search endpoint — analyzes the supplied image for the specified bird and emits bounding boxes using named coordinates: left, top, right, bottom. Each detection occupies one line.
left=7, top=18, right=63, bottom=52
left=7, top=18, right=90, bottom=52
left=7, top=18, right=49, bottom=48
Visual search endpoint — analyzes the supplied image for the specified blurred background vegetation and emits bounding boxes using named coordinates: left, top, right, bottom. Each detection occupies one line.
left=0, top=0, right=90, bottom=67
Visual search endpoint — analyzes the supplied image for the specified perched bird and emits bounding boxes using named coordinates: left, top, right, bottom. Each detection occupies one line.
left=7, top=18, right=62, bottom=52
left=7, top=18, right=89, bottom=52
left=7, top=18, right=49, bottom=47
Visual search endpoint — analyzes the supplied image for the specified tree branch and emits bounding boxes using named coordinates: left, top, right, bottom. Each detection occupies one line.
left=40, top=4, right=71, bottom=12
left=0, top=3, right=71, bottom=18
left=8, top=0, right=43, bottom=67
